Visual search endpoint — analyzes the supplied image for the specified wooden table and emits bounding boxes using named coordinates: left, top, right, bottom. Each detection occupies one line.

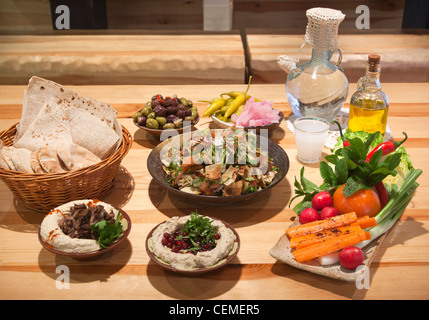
left=0, top=82, right=428, bottom=300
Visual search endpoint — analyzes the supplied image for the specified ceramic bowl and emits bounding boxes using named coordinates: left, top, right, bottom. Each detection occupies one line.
left=147, top=131, right=289, bottom=205
left=145, top=216, right=240, bottom=275
left=134, top=114, right=200, bottom=139
left=38, top=209, right=132, bottom=260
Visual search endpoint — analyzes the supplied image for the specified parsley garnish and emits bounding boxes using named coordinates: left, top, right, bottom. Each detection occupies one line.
left=91, top=210, right=123, bottom=248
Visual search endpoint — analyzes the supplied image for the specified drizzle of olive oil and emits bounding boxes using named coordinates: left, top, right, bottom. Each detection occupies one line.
left=348, top=98, right=388, bottom=135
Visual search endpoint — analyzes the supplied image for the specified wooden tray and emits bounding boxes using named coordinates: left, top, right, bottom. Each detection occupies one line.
left=270, top=220, right=387, bottom=282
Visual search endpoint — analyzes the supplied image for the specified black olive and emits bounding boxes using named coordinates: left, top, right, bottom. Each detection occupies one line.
left=153, top=105, right=167, bottom=117
left=137, top=115, right=147, bottom=127
left=166, top=114, right=177, bottom=123
left=176, top=109, right=186, bottom=119
left=166, top=106, right=178, bottom=115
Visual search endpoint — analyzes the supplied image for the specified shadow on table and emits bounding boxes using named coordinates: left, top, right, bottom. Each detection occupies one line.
left=37, top=238, right=133, bottom=283
left=146, top=259, right=243, bottom=299
left=147, top=177, right=292, bottom=227
left=0, top=166, right=135, bottom=234
left=270, top=216, right=427, bottom=299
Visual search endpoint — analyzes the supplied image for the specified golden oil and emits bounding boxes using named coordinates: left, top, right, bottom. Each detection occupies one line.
left=348, top=98, right=389, bottom=135
left=348, top=54, right=389, bottom=135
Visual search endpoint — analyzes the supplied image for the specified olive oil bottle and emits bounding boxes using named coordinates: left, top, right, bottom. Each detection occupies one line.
left=348, top=54, right=389, bottom=135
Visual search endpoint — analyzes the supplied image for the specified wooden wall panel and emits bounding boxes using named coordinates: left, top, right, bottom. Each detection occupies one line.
left=0, top=0, right=406, bottom=34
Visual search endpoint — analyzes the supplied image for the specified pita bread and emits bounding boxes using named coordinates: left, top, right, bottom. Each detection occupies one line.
left=13, top=96, right=73, bottom=151
left=11, top=147, right=34, bottom=173
left=1, top=146, right=16, bottom=171
left=57, top=142, right=101, bottom=171
left=38, top=146, right=66, bottom=173
left=0, top=141, right=9, bottom=169
left=30, top=151, right=44, bottom=173
left=68, top=108, right=120, bottom=159
left=15, top=76, right=119, bottom=143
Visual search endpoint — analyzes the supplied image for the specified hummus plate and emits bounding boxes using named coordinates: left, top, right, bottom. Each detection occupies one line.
left=146, top=216, right=240, bottom=275
left=38, top=200, right=132, bottom=260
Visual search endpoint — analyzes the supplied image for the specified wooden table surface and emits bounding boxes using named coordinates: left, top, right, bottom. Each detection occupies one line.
left=0, top=82, right=428, bottom=300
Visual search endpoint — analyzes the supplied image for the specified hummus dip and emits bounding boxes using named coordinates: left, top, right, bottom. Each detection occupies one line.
left=150, top=215, right=236, bottom=270
left=40, top=199, right=121, bottom=253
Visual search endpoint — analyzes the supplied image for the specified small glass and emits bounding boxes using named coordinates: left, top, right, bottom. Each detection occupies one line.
left=293, top=117, right=330, bottom=163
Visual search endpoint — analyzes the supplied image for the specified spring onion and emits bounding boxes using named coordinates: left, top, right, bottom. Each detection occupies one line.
left=356, top=169, right=422, bottom=248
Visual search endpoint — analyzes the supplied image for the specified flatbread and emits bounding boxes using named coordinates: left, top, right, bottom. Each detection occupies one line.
left=13, top=96, right=73, bottom=151
left=1, top=146, right=16, bottom=171
left=68, top=108, right=120, bottom=159
left=0, top=141, right=9, bottom=169
left=57, top=142, right=101, bottom=171
left=15, top=76, right=120, bottom=143
left=30, top=151, right=44, bottom=173
left=38, top=146, right=65, bottom=173
left=11, top=147, right=33, bottom=173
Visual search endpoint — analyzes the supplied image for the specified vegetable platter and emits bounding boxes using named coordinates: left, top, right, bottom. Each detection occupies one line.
left=271, top=128, right=422, bottom=281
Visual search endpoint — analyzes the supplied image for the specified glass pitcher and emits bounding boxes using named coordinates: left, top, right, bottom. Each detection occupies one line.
left=278, top=7, right=349, bottom=121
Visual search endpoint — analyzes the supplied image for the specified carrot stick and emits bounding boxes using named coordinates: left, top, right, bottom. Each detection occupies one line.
left=286, top=212, right=358, bottom=238
left=358, top=216, right=377, bottom=229
left=292, top=230, right=367, bottom=263
left=290, top=223, right=363, bottom=249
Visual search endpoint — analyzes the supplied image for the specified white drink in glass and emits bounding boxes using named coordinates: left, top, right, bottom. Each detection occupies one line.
left=293, top=117, right=330, bottom=163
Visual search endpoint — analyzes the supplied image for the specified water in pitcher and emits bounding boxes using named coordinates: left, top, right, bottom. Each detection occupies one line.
left=287, top=67, right=349, bottom=121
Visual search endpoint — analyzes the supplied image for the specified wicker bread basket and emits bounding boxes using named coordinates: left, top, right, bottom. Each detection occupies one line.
left=0, top=123, right=133, bottom=213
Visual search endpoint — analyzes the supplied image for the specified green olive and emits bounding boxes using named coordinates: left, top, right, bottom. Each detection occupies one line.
left=191, top=110, right=198, bottom=119
left=184, top=116, right=193, bottom=122
left=190, top=106, right=198, bottom=112
left=147, top=112, right=155, bottom=119
left=145, top=101, right=151, bottom=107
left=146, top=118, right=159, bottom=129
left=180, top=97, right=188, bottom=107
left=163, top=123, right=175, bottom=130
left=141, top=106, right=152, bottom=116
left=156, top=116, right=167, bottom=126
left=187, top=100, right=193, bottom=107
left=132, top=112, right=142, bottom=121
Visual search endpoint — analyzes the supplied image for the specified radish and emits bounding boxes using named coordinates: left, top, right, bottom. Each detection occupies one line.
left=320, top=206, right=339, bottom=220
left=299, top=207, right=320, bottom=224
left=339, top=246, right=365, bottom=270
left=311, top=191, right=332, bottom=210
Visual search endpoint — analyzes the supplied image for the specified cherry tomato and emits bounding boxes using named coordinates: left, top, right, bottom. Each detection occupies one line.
left=339, top=246, right=365, bottom=270
left=333, top=184, right=381, bottom=218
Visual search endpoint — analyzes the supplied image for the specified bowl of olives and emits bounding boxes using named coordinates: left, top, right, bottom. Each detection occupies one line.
left=133, top=94, right=199, bottom=138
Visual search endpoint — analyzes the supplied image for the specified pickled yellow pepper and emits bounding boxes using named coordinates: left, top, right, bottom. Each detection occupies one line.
left=203, top=97, right=226, bottom=117
left=224, top=76, right=252, bottom=119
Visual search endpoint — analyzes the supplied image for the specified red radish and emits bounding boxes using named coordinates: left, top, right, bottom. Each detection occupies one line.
left=339, top=246, right=365, bottom=270
left=299, top=207, right=320, bottom=224
left=311, top=191, right=333, bottom=210
left=320, top=206, right=339, bottom=220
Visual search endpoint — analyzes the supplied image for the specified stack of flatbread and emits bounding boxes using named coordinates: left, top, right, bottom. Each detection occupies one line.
left=0, top=76, right=122, bottom=174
